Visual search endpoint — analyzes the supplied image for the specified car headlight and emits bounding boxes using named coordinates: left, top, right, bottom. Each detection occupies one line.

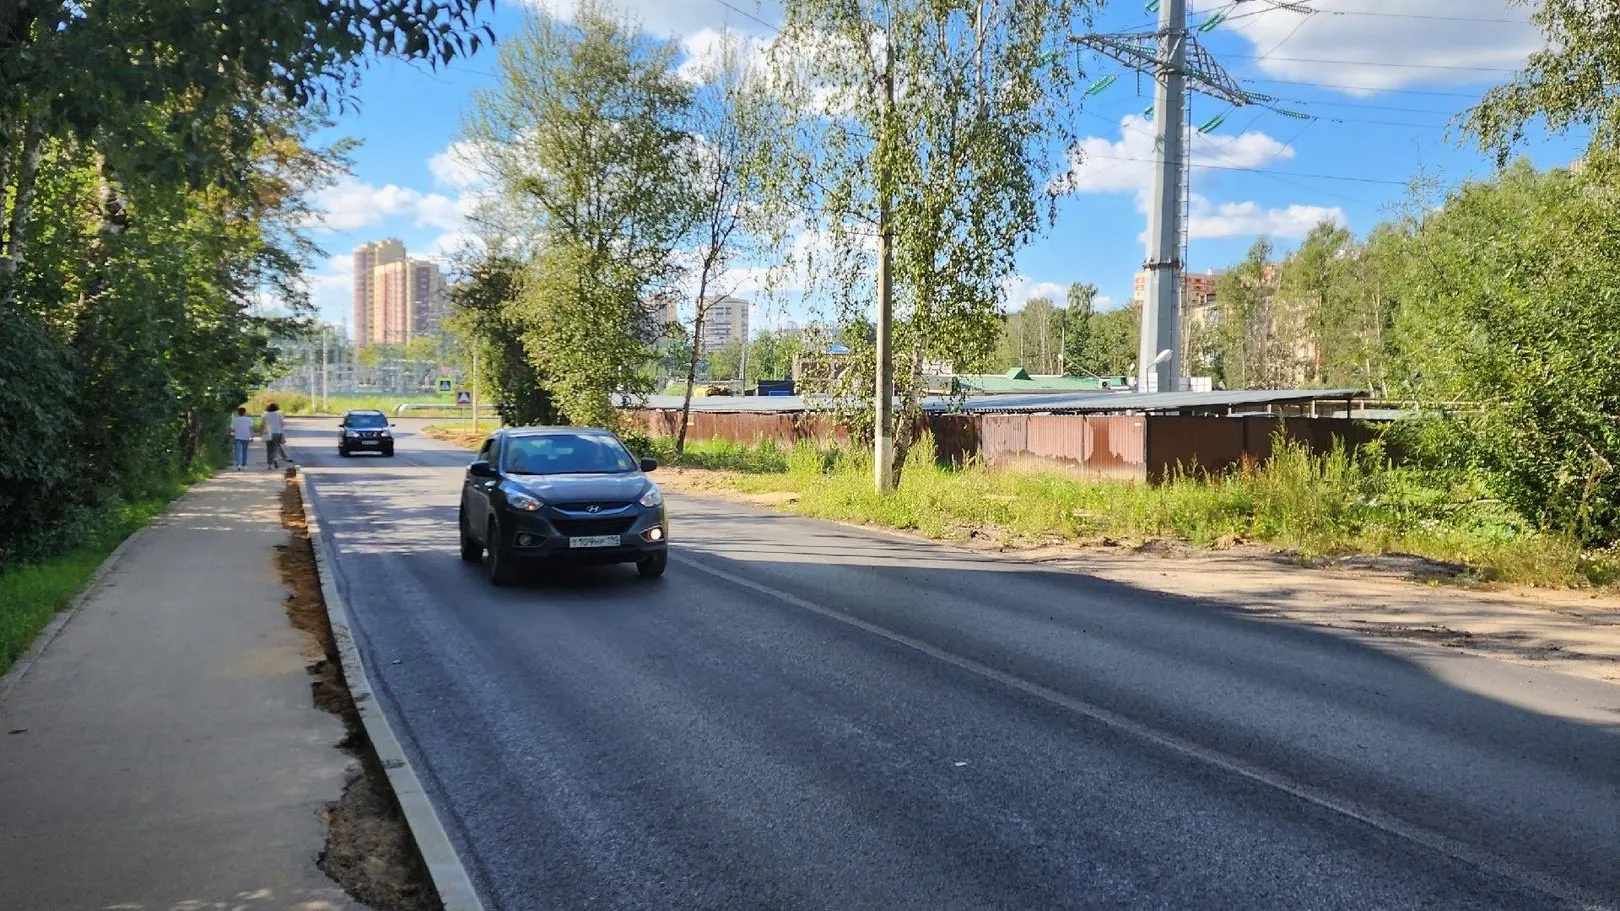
left=504, top=487, right=542, bottom=512
left=380, top=430, right=392, bottom=438
left=344, top=430, right=359, bottom=437
left=638, top=484, right=663, bottom=508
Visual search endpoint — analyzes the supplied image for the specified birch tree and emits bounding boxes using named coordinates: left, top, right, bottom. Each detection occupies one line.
left=768, top=0, right=1094, bottom=484
left=674, top=33, right=792, bottom=454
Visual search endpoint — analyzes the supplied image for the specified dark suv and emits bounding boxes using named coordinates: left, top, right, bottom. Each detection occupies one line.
left=338, top=409, right=395, bottom=457
left=458, top=427, right=668, bottom=585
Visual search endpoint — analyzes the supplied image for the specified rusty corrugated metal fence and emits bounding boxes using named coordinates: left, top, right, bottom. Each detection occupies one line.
left=622, top=408, right=1374, bottom=483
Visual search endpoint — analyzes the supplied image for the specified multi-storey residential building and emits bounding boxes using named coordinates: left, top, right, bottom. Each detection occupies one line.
left=352, top=239, right=449, bottom=346
left=352, top=239, right=405, bottom=345
left=699, top=296, right=749, bottom=353
left=1132, top=269, right=1223, bottom=323
left=408, top=259, right=450, bottom=336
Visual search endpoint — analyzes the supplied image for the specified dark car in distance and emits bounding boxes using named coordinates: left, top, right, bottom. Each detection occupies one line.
left=337, top=409, right=395, bottom=457
left=459, top=427, right=668, bottom=585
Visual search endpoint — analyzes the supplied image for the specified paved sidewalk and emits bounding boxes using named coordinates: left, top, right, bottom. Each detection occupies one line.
left=0, top=472, right=363, bottom=911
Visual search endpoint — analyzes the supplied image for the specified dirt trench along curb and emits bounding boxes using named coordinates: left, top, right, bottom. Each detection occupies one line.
left=0, top=506, right=169, bottom=706
left=297, top=473, right=487, bottom=911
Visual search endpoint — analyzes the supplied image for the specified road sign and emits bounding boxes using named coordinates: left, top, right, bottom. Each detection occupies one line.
left=437, top=378, right=453, bottom=393
left=456, top=390, right=472, bottom=406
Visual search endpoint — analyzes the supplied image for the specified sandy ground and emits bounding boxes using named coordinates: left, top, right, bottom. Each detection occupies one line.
left=653, top=466, right=1620, bottom=685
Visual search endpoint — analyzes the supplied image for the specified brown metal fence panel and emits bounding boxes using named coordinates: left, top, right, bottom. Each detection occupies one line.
left=1297, top=418, right=1378, bottom=455
left=1083, top=416, right=1147, bottom=482
left=620, top=407, right=1376, bottom=482
left=1145, top=416, right=1243, bottom=482
left=927, top=414, right=980, bottom=466
left=978, top=414, right=1029, bottom=468
left=1240, top=416, right=1279, bottom=465
left=1021, top=415, right=1088, bottom=475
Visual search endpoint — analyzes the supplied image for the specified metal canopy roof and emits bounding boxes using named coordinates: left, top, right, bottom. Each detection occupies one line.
left=623, top=388, right=1363, bottom=415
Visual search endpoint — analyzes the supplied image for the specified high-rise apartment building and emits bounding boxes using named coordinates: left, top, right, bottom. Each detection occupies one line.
left=352, top=239, right=405, bottom=345
left=1132, top=269, right=1222, bottom=321
left=352, top=239, right=449, bottom=346
left=699, top=296, right=749, bottom=353
left=409, top=259, right=450, bottom=336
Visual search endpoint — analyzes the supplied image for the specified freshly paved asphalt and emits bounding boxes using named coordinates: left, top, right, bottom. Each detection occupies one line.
left=287, top=418, right=1620, bottom=911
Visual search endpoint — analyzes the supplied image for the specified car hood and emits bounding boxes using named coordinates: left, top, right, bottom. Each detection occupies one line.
left=507, top=472, right=650, bottom=503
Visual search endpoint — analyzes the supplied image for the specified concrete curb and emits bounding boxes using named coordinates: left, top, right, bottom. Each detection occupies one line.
left=0, top=500, right=170, bottom=706
left=297, top=473, right=488, bottom=911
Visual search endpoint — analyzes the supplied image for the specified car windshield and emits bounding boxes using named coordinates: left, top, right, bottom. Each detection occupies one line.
left=346, top=413, right=388, bottom=428
left=502, top=433, right=636, bottom=475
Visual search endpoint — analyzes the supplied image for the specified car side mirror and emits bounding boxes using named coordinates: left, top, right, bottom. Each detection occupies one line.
left=639, top=457, right=659, bottom=473
left=390, top=423, right=397, bottom=427
left=469, top=460, right=497, bottom=478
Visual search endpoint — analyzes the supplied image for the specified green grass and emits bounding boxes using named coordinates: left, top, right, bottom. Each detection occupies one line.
left=642, top=436, right=792, bottom=473
left=651, top=434, right=1618, bottom=588
left=0, top=464, right=217, bottom=678
left=243, top=389, right=483, bottom=417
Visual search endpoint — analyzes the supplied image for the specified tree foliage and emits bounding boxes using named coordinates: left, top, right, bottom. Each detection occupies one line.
left=463, top=3, right=698, bottom=428
left=0, top=1, right=493, bottom=569
left=671, top=32, right=791, bottom=451
left=1466, top=0, right=1620, bottom=165
left=447, top=252, right=560, bottom=427
left=768, top=0, right=1095, bottom=475
left=1204, top=160, right=1620, bottom=546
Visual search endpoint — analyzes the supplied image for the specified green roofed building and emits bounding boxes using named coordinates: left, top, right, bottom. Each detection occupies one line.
left=925, top=368, right=1130, bottom=395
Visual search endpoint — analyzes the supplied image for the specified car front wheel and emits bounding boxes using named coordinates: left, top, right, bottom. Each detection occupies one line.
left=636, top=551, right=668, bottom=579
left=459, top=508, right=483, bottom=564
left=485, top=518, right=520, bottom=587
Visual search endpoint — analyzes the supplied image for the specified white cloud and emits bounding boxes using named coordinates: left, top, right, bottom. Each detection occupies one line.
left=306, top=178, right=467, bottom=233
left=519, top=0, right=779, bottom=41
left=1060, top=115, right=1341, bottom=241
left=428, top=141, right=487, bottom=192
left=678, top=27, right=775, bottom=83
left=296, top=254, right=354, bottom=329
left=1001, top=276, right=1068, bottom=310
left=424, top=230, right=482, bottom=263
left=1061, top=114, right=1293, bottom=197
left=1188, top=199, right=1345, bottom=240
left=1191, top=0, right=1538, bottom=94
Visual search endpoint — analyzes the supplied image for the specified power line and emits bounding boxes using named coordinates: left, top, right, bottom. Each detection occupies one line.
left=1288, top=7, right=1529, bottom=24
left=1223, top=1, right=1530, bottom=25
left=709, top=0, right=782, bottom=34
left=1227, top=53, right=1518, bottom=73
left=1263, top=96, right=1465, bottom=115
left=1241, top=77, right=1486, bottom=98
left=1079, top=153, right=1404, bottom=187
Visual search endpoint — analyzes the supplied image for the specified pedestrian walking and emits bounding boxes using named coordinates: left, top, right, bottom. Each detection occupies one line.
left=262, top=402, right=289, bottom=469
left=230, top=407, right=254, bottom=470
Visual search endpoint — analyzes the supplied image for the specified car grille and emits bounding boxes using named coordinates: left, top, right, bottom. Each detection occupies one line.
left=553, top=501, right=633, bottom=513
left=551, top=516, right=636, bottom=536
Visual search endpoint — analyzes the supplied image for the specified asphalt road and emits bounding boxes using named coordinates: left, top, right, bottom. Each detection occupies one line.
left=286, top=417, right=1620, bottom=911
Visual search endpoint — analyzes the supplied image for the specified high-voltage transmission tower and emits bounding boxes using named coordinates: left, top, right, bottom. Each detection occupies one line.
left=1071, top=0, right=1305, bottom=393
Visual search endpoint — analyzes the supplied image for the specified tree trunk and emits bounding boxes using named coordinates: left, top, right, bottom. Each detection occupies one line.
left=676, top=294, right=708, bottom=455
left=0, top=116, right=45, bottom=311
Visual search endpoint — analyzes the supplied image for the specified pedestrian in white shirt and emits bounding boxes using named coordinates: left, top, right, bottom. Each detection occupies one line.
left=262, top=403, right=289, bottom=470
left=230, top=407, right=255, bottom=470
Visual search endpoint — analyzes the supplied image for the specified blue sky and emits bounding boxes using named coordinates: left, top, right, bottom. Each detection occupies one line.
left=298, top=0, right=1583, bottom=337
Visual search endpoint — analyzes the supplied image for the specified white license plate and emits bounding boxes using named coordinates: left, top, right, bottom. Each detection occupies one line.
left=360, top=440, right=379, bottom=446
left=568, top=535, right=621, bottom=549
